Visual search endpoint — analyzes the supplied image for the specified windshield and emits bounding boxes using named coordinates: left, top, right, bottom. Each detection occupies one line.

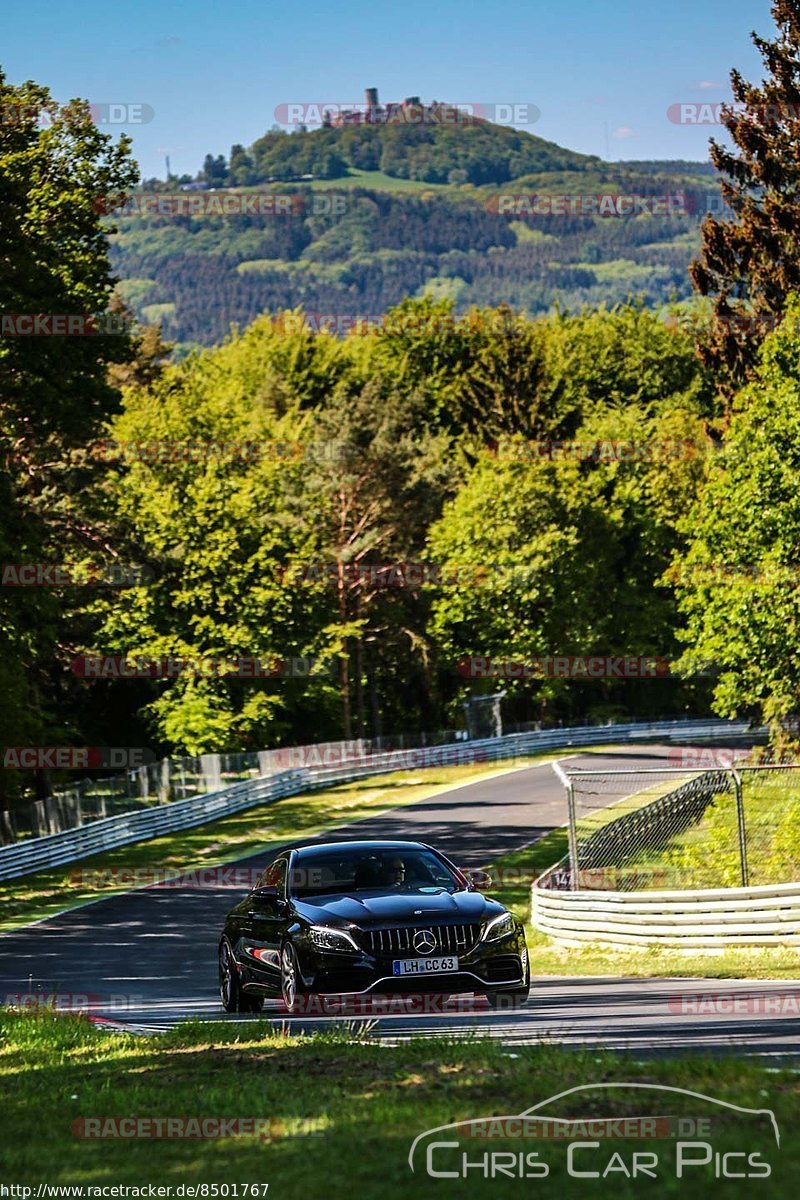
left=289, top=848, right=462, bottom=898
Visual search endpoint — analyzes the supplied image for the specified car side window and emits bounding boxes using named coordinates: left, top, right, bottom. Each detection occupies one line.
left=259, top=856, right=288, bottom=897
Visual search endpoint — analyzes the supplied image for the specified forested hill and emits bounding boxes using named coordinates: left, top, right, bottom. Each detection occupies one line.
left=116, top=110, right=718, bottom=351
left=204, top=115, right=598, bottom=187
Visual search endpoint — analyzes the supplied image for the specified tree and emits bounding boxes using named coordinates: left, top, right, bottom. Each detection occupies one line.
left=106, top=294, right=174, bottom=391
left=672, top=296, right=800, bottom=745
left=0, top=73, right=138, bottom=808
left=426, top=405, right=712, bottom=726
left=202, top=153, right=228, bottom=185
left=285, top=379, right=452, bottom=738
left=93, top=330, right=339, bottom=753
left=690, top=0, right=800, bottom=394
left=228, top=143, right=254, bottom=186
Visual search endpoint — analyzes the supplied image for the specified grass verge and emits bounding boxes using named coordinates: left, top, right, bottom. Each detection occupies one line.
left=0, top=1009, right=796, bottom=1196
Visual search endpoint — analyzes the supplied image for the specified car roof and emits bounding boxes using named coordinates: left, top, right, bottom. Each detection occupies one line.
left=291, top=839, right=430, bottom=855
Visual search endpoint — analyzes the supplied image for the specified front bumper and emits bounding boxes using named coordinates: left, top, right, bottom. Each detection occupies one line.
left=296, top=927, right=528, bottom=995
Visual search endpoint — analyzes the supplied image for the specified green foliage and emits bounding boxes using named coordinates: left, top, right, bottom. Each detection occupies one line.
left=0, top=71, right=728, bottom=780
left=672, top=296, right=800, bottom=738
left=690, top=0, right=800, bottom=390
left=0, top=72, right=138, bottom=804
left=93, top=336, right=338, bottom=752
left=247, top=119, right=597, bottom=187
left=86, top=298, right=715, bottom=750
left=109, top=168, right=716, bottom=349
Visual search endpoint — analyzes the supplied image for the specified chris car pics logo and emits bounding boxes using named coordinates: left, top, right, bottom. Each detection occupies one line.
left=408, top=1083, right=779, bottom=1181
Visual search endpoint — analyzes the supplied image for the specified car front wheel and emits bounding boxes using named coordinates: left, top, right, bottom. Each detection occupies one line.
left=280, top=941, right=310, bottom=1013
left=219, top=940, right=264, bottom=1014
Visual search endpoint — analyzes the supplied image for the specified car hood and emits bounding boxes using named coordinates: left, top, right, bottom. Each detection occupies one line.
left=294, top=888, right=502, bottom=926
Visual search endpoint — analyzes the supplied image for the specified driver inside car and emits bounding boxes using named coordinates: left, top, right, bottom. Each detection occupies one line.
left=382, top=857, right=406, bottom=887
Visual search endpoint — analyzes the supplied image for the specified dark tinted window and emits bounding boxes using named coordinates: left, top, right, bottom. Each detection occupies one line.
left=289, top=848, right=459, bottom=898
left=259, top=856, right=288, bottom=894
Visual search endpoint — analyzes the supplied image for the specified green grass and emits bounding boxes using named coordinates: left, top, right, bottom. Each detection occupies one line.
left=653, top=776, right=800, bottom=889
left=10, top=745, right=792, bottom=981
left=583, top=259, right=674, bottom=285
left=0, top=752, right=580, bottom=933
left=300, top=168, right=456, bottom=193
left=508, top=220, right=559, bottom=244
left=0, top=1009, right=796, bottom=1196
left=141, top=302, right=176, bottom=323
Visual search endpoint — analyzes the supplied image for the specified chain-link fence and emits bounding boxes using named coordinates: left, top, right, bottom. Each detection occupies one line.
left=546, top=757, right=800, bottom=891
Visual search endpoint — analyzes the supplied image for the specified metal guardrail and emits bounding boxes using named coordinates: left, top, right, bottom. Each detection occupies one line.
left=0, top=742, right=373, bottom=842
left=0, top=717, right=753, bottom=882
left=532, top=881, right=800, bottom=947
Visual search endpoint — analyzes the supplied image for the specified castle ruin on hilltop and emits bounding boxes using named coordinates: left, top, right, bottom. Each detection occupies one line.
left=324, top=88, right=477, bottom=127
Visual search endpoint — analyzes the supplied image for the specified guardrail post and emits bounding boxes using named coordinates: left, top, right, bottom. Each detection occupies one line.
left=731, top=767, right=749, bottom=887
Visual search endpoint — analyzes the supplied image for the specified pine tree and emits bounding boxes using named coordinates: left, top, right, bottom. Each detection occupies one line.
left=690, top=0, right=800, bottom=395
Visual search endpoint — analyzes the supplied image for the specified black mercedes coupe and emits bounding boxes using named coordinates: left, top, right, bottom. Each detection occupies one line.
left=218, top=839, right=529, bottom=1012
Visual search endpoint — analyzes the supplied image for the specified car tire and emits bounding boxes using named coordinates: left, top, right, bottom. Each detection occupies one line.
left=219, top=940, right=264, bottom=1014
left=280, top=941, right=310, bottom=1013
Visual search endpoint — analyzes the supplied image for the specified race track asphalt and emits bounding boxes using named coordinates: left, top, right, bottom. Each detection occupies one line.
left=3, top=742, right=799, bottom=1057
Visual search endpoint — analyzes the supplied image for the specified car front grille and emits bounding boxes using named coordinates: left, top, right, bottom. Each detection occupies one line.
left=361, top=923, right=481, bottom=958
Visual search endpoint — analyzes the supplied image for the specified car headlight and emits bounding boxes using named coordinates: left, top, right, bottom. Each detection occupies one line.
left=308, top=925, right=359, bottom=952
left=483, top=912, right=516, bottom=942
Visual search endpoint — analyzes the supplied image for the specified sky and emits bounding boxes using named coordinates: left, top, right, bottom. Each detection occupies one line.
left=1, top=0, right=774, bottom=180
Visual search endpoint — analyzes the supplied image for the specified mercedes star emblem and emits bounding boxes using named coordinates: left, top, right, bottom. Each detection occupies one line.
left=413, top=929, right=437, bottom=955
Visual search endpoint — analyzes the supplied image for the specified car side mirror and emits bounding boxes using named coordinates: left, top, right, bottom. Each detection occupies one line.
left=254, top=885, right=287, bottom=910
left=462, top=868, right=492, bottom=891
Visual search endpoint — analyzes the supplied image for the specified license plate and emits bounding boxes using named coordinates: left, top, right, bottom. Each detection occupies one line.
left=392, top=956, right=459, bottom=976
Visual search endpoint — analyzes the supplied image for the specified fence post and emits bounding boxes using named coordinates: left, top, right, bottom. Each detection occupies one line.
left=566, top=781, right=580, bottom=890
left=730, top=767, right=749, bottom=887
left=553, top=760, right=580, bottom=890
